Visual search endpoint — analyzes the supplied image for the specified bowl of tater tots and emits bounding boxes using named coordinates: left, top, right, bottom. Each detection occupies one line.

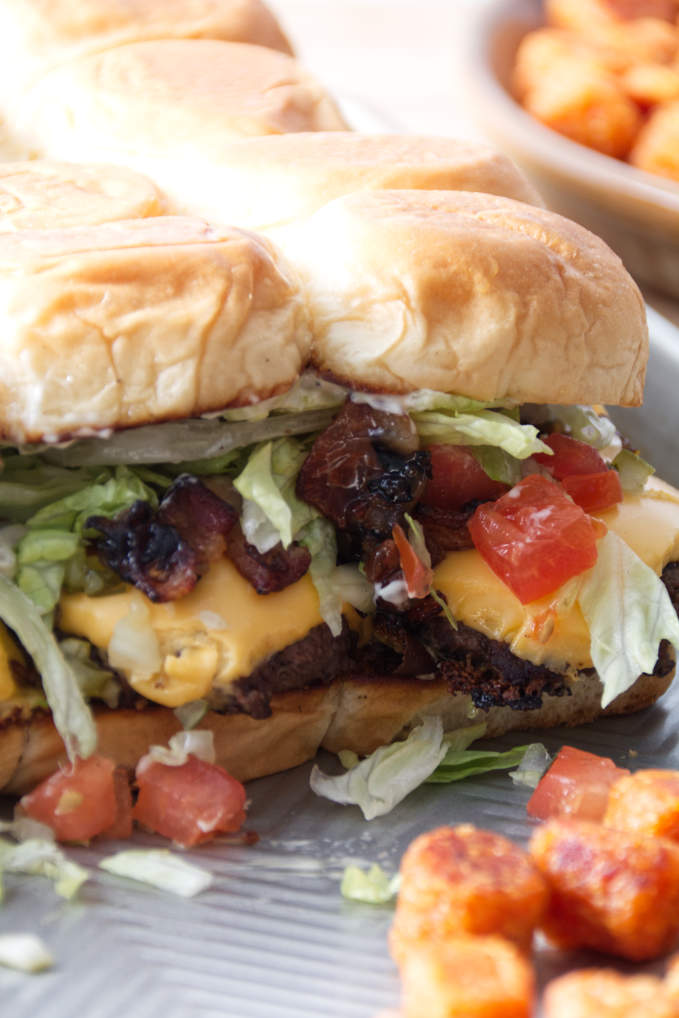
left=465, top=0, right=679, bottom=298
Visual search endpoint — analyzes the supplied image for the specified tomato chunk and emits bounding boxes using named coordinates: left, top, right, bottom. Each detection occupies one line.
left=133, top=755, right=247, bottom=847
left=21, top=754, right=128, bottom=843
left=468, top=474, right=605, bottom=603
left=421, top=445, right=509, bottom=510
left=392, top=523, right=433, bottom=599
left=534, top=434, right=608, bottom=479
left=561, top=470, right=623, bottom=513
left=526, top=746, right=630, bottom=822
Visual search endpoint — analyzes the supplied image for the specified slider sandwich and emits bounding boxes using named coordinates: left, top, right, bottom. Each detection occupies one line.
left=0, top=191, right=678, bottom=795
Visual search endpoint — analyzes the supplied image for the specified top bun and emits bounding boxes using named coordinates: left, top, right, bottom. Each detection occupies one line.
left=0, top=0, right=292, bottom=100
left=0, top=160, right=165, bottom=231
left=11, top=39, right=348, bottom=162
left=283, top=190, right=647, bottom=406
left=0, top=217, right=310, bottom=444
left=137, top=132, right=543, bottom=232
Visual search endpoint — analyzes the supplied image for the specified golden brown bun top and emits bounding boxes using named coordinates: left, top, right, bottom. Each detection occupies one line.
left=12, top=39, right=348, bottom=164
left=0, top=0, right=292, bottom=98
left=283, top=189, right=647, bottom=406
left=145, top=131, right=543, bottom=232
left=0, top=160, right=165, bottom=231
left=0, top=216, right=310, bottom=443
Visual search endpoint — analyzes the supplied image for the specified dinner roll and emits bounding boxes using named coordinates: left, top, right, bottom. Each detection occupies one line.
left=0, top=217, right=310, bottom=444
left=0, top=0, right=293, bottom=101
left=10, top=39, right=348, bottom=164
left=130, top=132, right=543, bottom=233
left=0, top=161, right=165, bottom=231
left=283, top=190, right=647, bottom=406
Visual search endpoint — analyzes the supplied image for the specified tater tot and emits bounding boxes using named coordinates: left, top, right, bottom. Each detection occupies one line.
left=665, top=954, right=679, bottom=999
left=621, top=62, right=679, bottom=104
left=514, top=32, right=642, bottom=158
left=400, top=936, right=534, bottom=1018
left=604, top=769, right=679, bottom=840
left=629, top=98, right=679, bottom=180
left=547, top=0, right=678, bottom=30
left=530, top=818, right=679, bottom=961
left=389, top=825, right=548, bottom=965
left=543, top=968, right=676, bottom=1018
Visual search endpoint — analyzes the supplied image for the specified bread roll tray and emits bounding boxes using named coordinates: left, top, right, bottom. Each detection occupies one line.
left=1, top=307, right=678, bottom=1018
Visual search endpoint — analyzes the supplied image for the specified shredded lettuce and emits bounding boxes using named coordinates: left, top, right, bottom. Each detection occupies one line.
left=509, top=743, right=551, bottom=788
left=427, top=741, right=548, bottom=784
left=143, top=730, right=215, bottom=769
left=0, top=455, right=103, bottom=522
left=613, top=449, right=655, bottom=493
left=297, top=517, right=372, bottom=636
left=340, top=863, right=401, bottom=904
left=469, top=446, right=522, bottom=486
left=540, top=404, right=620, bottom=451
left=0, top=837, right=88, bottom=899
left=310, top=717, right=450, bottom=819
left=99, top=849, right=213, bottom=897
left=578, top=532, right=679, bottom=708
left=0, top=575, right=96, bottom=759
left=223, top=373, right=347, bottom=421
left=404, top=391, right=509, bottom=414
left=174, top=699, right=209, bottom=730
left=412, top=409, right=550, bottom=459
left=59, top=638, right=120, bottom=708
left=234, top=438, right=317, bottom=551
left=14, top=466, right=159, bottom=615
left=0, top=934, right=54, bottom=972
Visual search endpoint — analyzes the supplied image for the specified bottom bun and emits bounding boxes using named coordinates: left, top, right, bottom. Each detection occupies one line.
left=0, top=668, right=673, bottom=796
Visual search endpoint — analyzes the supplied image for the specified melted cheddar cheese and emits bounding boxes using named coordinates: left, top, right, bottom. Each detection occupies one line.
left=58, top=477, right=679, bottom=708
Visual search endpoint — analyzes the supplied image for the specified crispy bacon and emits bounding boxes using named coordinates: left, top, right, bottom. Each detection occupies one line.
left=297, top=400, right=430, bottom=550
left=414, top=503, right=475, bottom=565
left=87, top=476, right=237, bottom=602
left=88, top=500, right=198, bottom=602
left=226, top=523, right=311, bottom=594
left=158, top=474, right=237, bottom=570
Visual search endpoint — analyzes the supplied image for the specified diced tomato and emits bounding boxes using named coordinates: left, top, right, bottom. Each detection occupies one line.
left=133, top=755, right=247, bottom=847
left=421, top=445, right=509, bottom=510
left=561, top=470, right=623, bottom=513
left=392, top=523, right=433, bottom=599
left=533, top=434, right=608, bottom=480
left=21, top=754, right=128, bottom=843
left=526, top=746, right=630, bottom=822
left=468, top=474, right=606, bottom=603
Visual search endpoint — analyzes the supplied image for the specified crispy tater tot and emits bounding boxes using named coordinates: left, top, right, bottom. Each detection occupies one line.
left=543, top=968, right=676, bottom=1018
left=630, top=98, right=679, bottom=179
left=514, top=32, right=642, bottom=157
left=389, top=825, right=548, bottom=965
left=664, top=954, right=679, bottom=998
left=400, top=936, right=534, bottom=1018
left=621, top=62, right=679, bottom=104
left=547, top=0, right=678, bottom=31
left=604, top=769, right=679, bottom=840
left=530, top=818, right=679, bottom=961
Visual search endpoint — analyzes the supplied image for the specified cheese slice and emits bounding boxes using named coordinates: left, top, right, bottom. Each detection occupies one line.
left=58, top=477, right=679, bottom=708
left=59, top=558, right=323, bottom=708
left=434, top=476, right=679, bottom=672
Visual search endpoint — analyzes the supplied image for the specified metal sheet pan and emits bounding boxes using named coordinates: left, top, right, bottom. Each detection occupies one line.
left=2, top=309, right=679, bottom=1018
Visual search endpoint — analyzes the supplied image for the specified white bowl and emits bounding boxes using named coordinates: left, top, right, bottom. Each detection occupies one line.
left=463, top=0, right=679, bottom=299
